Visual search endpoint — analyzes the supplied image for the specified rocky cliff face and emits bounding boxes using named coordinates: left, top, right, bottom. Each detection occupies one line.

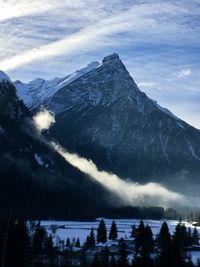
left=41, top=54, right=200, bottom=193
left=13, top=54, right=200, bottom=193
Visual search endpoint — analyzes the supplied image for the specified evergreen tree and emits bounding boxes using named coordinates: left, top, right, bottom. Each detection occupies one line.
left=192, top=227, right=199, bottom=245
left=163, top=222, right=188, bottom=267
left=157, top=221, right=171, bottom=248
left=85, top=228, right=95, bottom=248
left=131, top=224, right=137, bottom=239
left=84, top=235, right=91, bottom=248
left=0, top=218, right=30, bottom=267
left=173, top=222, right=188, bottom=249
left=97, top=219, right=107, bottom=243
left=90, top=227, right=96, bottom=247
left=109, top=220, right=118, bottom=241
left=32, top=221, right=47, bottom=255
left=144, top=225, right=154, bottom=252
left=135, top=220, right=145, bottom=254
left=15, top=220, right=30, bottom=267
left=45, top=235, right=56, bottom=266
left=75, top=237, right=80, bottom=248
left=66, top=237, right=70, bottom=247
left=186, top=227, right=192, bottom=247
left=118, top=238, right=129, bottom=267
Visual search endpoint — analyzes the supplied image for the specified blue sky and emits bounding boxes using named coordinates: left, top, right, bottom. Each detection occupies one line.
left=0, top=0, right=200, bottom=128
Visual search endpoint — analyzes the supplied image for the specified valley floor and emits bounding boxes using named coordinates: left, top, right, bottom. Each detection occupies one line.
left=41, top=218, right=200, bottom=265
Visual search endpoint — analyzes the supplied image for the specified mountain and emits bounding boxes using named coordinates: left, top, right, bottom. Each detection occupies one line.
left=14, top=54, right=200, bottom=194
left=15, top=61, right=100, bottom=109
left=38, top=53, right=199, bottom=194
left=0, top=72, right=115, bottom=219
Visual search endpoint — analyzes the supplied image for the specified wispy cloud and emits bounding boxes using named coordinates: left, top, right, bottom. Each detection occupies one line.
left=175, top=69, right=191, bottom=79
left=0, top=0, right=55, bottom=21
left=1, top=1, right=199, bottom=71
left=1, top=0, right=200, bottom=128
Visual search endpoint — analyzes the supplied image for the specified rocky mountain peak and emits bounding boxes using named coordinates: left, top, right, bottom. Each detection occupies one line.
left=102, top=53, right=120, bottom=64
left=100, top=53, right=129, bottom=74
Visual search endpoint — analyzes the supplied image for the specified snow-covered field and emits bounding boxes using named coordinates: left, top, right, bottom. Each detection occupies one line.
left=41, top=218, right=198, bottom=244
left=40, top=218, right=200, bottom=264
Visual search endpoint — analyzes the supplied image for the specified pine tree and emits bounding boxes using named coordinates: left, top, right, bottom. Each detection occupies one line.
left=75, top=238, right=80, bottom=248
left=66, top=237, right=70, bottom=247
left=187, top=227, right=192, bottom=247
left=45, top=235, right=56, bottom=265
left=131, top=224, right=137, bottom=238
left=15, top=220, right=30, bottom=267
left=0, top=219, right=30, bottom=267
left=135, top=220, right=145, bottom=254
left=170, top=222, right=188, bottom=266
left=192, top=227, right=199, bottom=245
left=157, top=221, right=171, bottom=248
left=173, top=222, right=188, bottom=249
left=118, top=238, right=129, bottom=267
left=144, top=225, right=154, bottom=252
left=84, top=235, right=91, bottom=248
left=97, top=219, right=107, bottom=243
left=85, top=228, right=96, bottom=248
left=90, top=227, right=96, bottom=247
left=32, top=221, right=47, bottom=255
left=109, top=220, right=118, bottom=241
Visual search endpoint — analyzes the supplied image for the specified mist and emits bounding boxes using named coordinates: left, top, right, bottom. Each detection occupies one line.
left=33, top=109, right=55, bottom=131
left=33, top=109, right=200, bottom=209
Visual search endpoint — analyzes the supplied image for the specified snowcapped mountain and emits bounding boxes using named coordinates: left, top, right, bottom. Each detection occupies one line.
left=42, top=53, right=200, bottom=193
left=15, top=61, right=100, bottom=109
left=9, top=53, right=200, bottom=193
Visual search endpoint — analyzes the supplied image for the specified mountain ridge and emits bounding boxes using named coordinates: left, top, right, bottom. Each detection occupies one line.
left=0, top=76, right=115, bottom=218
left=4, top=53, right=200, bottom=194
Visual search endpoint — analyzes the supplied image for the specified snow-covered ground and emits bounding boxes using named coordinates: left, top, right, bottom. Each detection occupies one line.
left=41, top=218, right=200, bottom=245
left=40, top=219, right=200, bottom=264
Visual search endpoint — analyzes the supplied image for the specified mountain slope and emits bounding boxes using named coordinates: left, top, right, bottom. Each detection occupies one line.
left=0, top=72, right=114, bottom=219
left=40, top=54, right=200, bottom=193
left=15, top=61, right=100, bottom=109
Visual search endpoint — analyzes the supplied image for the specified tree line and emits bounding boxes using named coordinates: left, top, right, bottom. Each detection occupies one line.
left=0, top=218, right=199, bottom=267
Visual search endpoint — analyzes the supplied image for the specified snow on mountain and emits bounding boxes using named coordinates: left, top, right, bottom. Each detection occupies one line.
left=44, top=53, right=200, bottom=192
left=56, top=61, right=100, bottom=90
left=0, top=70, right=11, bottom=83
left=15, top=61, right=100, bottom=109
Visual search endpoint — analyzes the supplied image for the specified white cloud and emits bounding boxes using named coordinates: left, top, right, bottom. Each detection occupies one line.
left=0, top=1, right=198, bottom=71
left=52, top=141, right=200, bottom=209
left=175, top=69, right=191, bottom=79
left=0, top=0, right=55, bottom=21
left=32, top=109, right=184, bottom=207
left=52, top=142, right=185, bottom=207
left=33, top=109, right=55, bottom=131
